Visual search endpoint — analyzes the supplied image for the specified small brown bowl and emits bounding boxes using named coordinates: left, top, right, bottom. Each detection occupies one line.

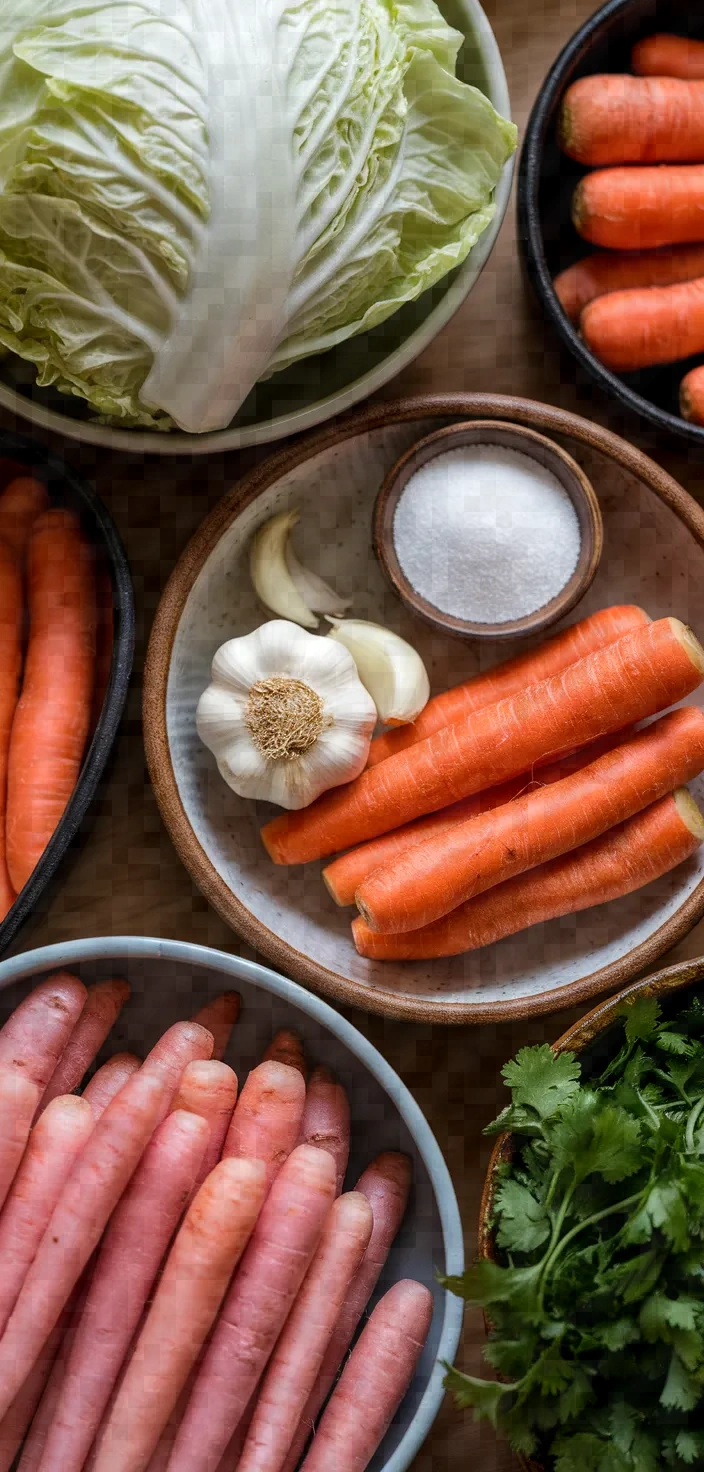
left=477, top=951, right=704, bottom=1472
left=373, top=419, right=603, bottom=642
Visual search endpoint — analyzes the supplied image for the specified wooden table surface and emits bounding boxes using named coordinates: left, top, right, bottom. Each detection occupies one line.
left=4, top=1, right=704, bottom=1465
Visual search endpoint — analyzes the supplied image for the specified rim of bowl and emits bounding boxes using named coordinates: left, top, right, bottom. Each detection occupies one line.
left=0, top=0, right=513, bottom=456
left=0, top=934, right=465, bottom=1472
left=517, top=0, right=704, bottom=449
left=372, top=419, right=604, bottom=642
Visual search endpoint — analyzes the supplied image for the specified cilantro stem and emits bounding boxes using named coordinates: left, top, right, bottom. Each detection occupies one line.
left=537, top=1189, right=643, bottom=1307
left=685, top=1095, right=704, bottom=1153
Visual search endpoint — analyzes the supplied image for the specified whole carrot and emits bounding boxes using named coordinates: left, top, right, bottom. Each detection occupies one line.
left=324, top=729, right=634, bottom=907
left=172, top=1060, right=238, bottom=1200
left=300, top=1280, right=433, bottom=1472
left=237, top=1192, right=373, bottom=1472
left=681, top=362, right=704, bottom=424
left=0, top=539, right=22, bottom=919
left=554, top=245, right=704, bottom=323
left=0, top=972, right=87, bottom=1093
left=353, top=788, right=704, bottom=960
left=262, top=619, right=704, bottom=865
left=36, top=1110, right=209, bottom=1472
left=367, top=604, right=648, bottom=767
left=356, top=708, right=704, bottom=934
left=222, top=1059, right=306, bottom=1189
left=190, top=993, right=240, bottom=1062
left=633, top=34, right=704, bottom=80
left=6, top=509, right=97, bottom=892
left=168, top=1145, right=337, bottom=1472
left=0, top=478, right=49, bottom=562
left=573, top=166, right=704, bottom=251
left=93, top=1157, right=267, bottom=1472
left=0, top=1095, right=93, bottom=1339
left=299, top=1066, right=351, bottom=1196
left=559, top=75, right=704, bottom=165
left=81, top=1053, right=141, bottom=1117
left=0, top=1022, right=211, bottom=1419
left=38, top=978, right=130, bottom=1114
left=581, top=276, right=704, bottom=372
left=281, top=1151, right=412, bottom=1472
left=263, top=1028, right=307, bottom=1077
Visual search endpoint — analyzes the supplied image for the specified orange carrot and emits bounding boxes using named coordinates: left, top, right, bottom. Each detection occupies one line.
left=0, top=972, right=87, bottom=1092
left=300, top=1279, right=433, bottom=1472
left=173, top=1059, right=238, bottom=1200
left=0, top=478, right=49, bottom=562
left=281, top=1151, right=412, bottom=1472
left=356, top=707, right=704, bottom=935
left=81, top=1053, right=141, bottom=1117
left=0, top=1095, right=93, bottom=1339
left=354, top=788, right=704, bottom=960
left=167, top=1145, right=337, bottom=1472
left=559, top=75, right=704, bottom=165
left=263, top=1028, right=307, bottom=1078
left=633, top=34, right=704, bottom=80
left=324, top=729, right=634, bottom=907
left=554, top=246, right=704, bottom=323
left=237, top=1192, right=373, bottom=1472
left=681, top=362, right=704, bottom=423
left=581, top=276, right=704, bottom=372
left=299, top=1066, right=351, bottom=1196
left=222, top=1060, right=306, bottom=1189
left=38, top=1110, right=209, bottom=1472
left=262, top=618, right=704, bottom=865
left=190, top=992, right=240, bottom=1062
left=0, top=1022, right=211, bottom=1420
left=0, top=539, right=22, bottom=920
left=573, top=166, right=704, bottom=251
left=6, top=509, right=96, bottom=892
left=38, top=978, right=130, bottom=1114
left=367, top=604, right=648, bottom=768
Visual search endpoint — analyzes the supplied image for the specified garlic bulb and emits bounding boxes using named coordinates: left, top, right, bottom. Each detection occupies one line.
left=327, top=619, right=430, bottom=726
left=250, top=509, right=351, bottom=627
left=196, top=621, right=376, bottom=810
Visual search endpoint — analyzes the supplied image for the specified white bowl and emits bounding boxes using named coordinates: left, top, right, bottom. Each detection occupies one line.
left=0, top=0, right=513, bottom=456
left=0, top=936, right=465, bottom=1472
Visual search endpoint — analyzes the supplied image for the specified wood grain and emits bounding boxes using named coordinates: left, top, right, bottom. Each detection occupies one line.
left=3, top=0, right=704, bottom=1465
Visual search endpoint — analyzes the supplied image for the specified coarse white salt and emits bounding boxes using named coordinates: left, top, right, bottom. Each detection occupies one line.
left=392, top=443, right=582, bottom=624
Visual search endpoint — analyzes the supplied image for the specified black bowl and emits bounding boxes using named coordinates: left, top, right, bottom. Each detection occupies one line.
left=518, top=0, right=704, bottom=446
left=0, top=435, right=134, bottom=957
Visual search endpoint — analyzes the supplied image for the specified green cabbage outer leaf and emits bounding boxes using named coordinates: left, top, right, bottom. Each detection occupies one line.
left=0, top=0, right=516, bottom=433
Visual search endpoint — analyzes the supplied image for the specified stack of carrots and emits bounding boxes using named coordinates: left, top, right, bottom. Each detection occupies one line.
left=260, top=605, right=704, bottom=960
left=0, top=467, right=100, bottom=925
left=0, top=973, right=428, bottom=1471
left=552, top=32, right=704, bottom=424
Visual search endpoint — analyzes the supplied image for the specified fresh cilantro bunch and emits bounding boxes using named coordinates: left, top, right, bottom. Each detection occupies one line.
left=444, top=995, right=704, bottom=1471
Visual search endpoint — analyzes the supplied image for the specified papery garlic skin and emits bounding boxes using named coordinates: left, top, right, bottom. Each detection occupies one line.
left=327, top=620, right=430, bottom=726
left=250, top=509, right=350, bottom=627
left=196, top=620, right=376, bottom=810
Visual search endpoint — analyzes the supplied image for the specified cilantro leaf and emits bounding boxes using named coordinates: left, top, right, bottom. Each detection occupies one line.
left=501, top=1045, right=581, bottom=1120
left=442, top=1364, right=508, bottom=1422
left=672, top=1429, right=704, bottom=1464
left=550, top=1095, right=642, bottom=1183
left=440, top=1257, right=538, bottom=1311
left=660, top=1352, right=703, bottom=1411
left=494, top=1179, right=550, bottom=1254
left=623, top=996, right=662, bottom=1046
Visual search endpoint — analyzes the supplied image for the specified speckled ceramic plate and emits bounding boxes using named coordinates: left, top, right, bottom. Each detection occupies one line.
left=144, top=394, right=704, bottom=1024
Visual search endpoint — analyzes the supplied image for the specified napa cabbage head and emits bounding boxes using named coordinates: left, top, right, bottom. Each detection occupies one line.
left=0, top=0, right=516, bottom=433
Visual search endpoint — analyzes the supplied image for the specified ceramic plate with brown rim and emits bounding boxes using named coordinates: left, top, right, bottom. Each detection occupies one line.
left=144, top=393, right=704, bottom=1026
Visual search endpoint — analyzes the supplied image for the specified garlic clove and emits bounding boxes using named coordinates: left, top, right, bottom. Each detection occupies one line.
left=249, top=510, right=318, bottom=629
left=285, top=541, right=352, bottom=618
left=326, top=619, right=430, bottom=727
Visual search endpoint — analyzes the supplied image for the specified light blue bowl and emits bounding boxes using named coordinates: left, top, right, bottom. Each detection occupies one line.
left=0, top=936, right=464, bottom=1472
